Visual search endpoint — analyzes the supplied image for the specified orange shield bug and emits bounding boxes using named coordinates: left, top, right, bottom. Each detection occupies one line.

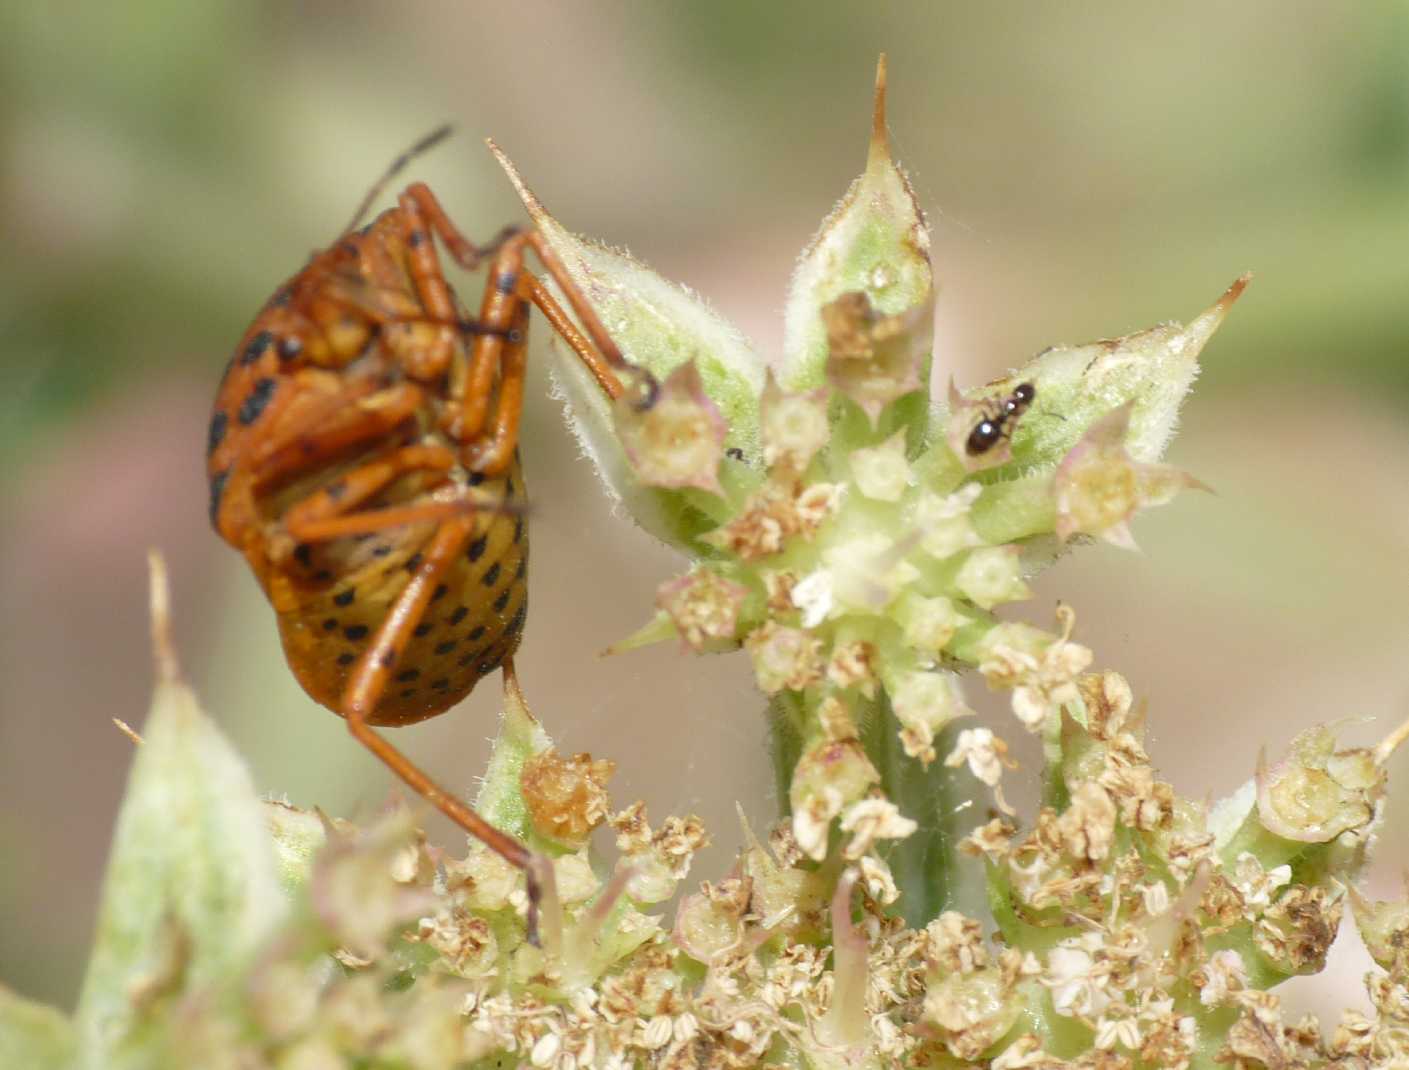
left=207, top=127, right=643, bottom=922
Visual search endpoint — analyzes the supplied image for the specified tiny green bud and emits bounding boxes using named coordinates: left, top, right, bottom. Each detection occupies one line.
left=890, top=670, right=972, bottom=765
left=656, top=567, right=748, bottom=650
left=910, top=484, right=984, bottom=560
left=745, top=621, right=824, bottom=694
left=760, top=371, right=830, bottom=472
left=1348, top=880, right=1409, bottom=971
left=955, top=546, right=1031, bottom=609
left=849, top=428, right=912, bottom=501
left=1255, top=725, right=1381, bottom=844
left=896, top=591, right=963, bottom=653
left=1053, top=401, right=1206, bottom=550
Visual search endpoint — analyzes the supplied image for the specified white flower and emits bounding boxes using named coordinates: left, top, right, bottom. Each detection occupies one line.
left=1198, top=949, right=1248, bottom=1007
left=840, top=797, right=917, bottom=859
left=790, top=568, right=834, bottom=628
left=1042, top=937, right=1112, bottom=1018
left=1230, top=852, right=1291, bottom=911
left=946, top=727, right=1011, bottom=787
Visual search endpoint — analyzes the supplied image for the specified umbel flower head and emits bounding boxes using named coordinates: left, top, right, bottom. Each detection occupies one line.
left=8, top=56, right=1409, bottom=1070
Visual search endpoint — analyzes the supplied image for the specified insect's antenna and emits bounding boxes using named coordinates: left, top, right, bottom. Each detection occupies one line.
left=344, top=123, right=455, bottom=234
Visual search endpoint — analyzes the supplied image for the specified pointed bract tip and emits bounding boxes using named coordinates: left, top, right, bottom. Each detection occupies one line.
left=1219, top=272, right=1253, bottom=313
left=500, top=660, right=540, bottom=727
left=485, top=138, right=549, bottom=225
left=1375, top=711, right=1409, bottom=766
left=112, top=718, right=144, bottom=746
left=868, top=54, right=891, bottom=168
left=147, top=549, right=180, bottom=684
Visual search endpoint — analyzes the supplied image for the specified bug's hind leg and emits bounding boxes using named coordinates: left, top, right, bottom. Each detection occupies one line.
left=338, top=514, right=544, bottom=941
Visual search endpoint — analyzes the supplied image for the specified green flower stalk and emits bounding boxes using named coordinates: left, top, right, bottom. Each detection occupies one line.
left=6, top=55, right=1409, bottom=1070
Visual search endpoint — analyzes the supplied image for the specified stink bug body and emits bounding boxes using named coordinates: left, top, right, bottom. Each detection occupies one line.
left=207, top=127, right=639, bottom=903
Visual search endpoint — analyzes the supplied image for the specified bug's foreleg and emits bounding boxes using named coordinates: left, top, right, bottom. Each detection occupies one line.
left=463, top=304, right=529, bottom=478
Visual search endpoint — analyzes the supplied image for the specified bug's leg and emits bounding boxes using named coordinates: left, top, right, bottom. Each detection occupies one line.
left=338, top=515, right=543, bottom=941
left=462, top=303, right=529, bottom=477
left=521, top=273, right=625, bottom=401
left=282, top=443, right=513, bottom=545
left=250, top=380, right=427, bottom=486
left=523, top=231, right=632, bottom=393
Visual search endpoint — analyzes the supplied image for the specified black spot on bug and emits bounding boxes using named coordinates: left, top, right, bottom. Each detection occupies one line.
left=448, top=606, right=468, bottom=625
left=294, top=543, right=313, bottom=567
left=372, top=544, right=392, bottom=557
left=507, top=602, right=527, bottom=636
left=434, top=639, right=458, bottom=655
left=505, top=476, right=514, bottom=495
left=430, top=677, right=449, bottom=691
left=237, top=377, right=277, bottom=425
left=482, top=563, right=501, bottom=587
left=206, top=411, right=227, bottom=456
left=457, top=652, right=476, bottom=667
left=277, top=336, right=303, bottom=361
left=323, top=618, right=338, bottom=631
left=343, top=624, right=368, bottom=641
left=467, top=470, right=486, bottom=487
left=405, top=552, right=423, bottom=573
left=241, top=330, right=273, bottom=365
left=333, top=589, right=355, bottom=607
left=325, top=479, right=347, bottom=501
left=396, top=669, right=420, bottom=683
left=514, top=558, right=526, bottom=582
left=431, top=584, right=448, bottom=601
left=337, top=652, right=356, bottom=666
left=408, top=230, right=425, bottom=247
left=339, top=240, right=358, bottom=257
left=270, top=286, right=293, bottom=308
left=513, top=518, right=523, bottom=544
left=414, top=622, right=433, bottom=638
left=495, top=271, right=517, bottom=294
left=379, top=650, right=396, bottom=669
left=313, top=569, right=332, bottom=582
left=208, top=468, right=229, bottom=526
left=493, top=589, right=510, bottom=613
left=400, top=688, right=416, bottom=699
left=467, top=536, right=487, bottom=562
left=468, top=625, right=486, bottom=642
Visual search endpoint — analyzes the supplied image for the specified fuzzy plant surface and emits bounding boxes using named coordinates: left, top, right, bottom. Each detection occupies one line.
left=6, top=58, right=1409, bottom=1070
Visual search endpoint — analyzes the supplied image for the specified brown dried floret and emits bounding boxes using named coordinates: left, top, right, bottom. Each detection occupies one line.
left=520, top=747, right=616, bottom=848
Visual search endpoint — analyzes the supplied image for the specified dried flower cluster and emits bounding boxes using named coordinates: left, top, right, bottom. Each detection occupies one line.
left=4, top=58, right=1408, bottom=1070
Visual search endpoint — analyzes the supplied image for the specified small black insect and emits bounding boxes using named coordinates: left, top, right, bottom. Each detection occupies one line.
left=965, top=381, right=1035, bottom=456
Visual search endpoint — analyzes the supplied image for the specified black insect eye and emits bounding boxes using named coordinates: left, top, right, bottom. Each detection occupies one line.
left=966, top=419, right=1001, bottom=455
left=1013, top=382, right=1035, bottom=404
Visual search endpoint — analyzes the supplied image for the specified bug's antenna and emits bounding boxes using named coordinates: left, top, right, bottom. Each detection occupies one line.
left=345, top=123, right=455, bottom=234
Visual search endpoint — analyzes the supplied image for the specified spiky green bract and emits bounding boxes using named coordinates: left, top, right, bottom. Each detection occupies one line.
left=474, top=669, right=553, bottom=843
left=75, top=559, right=284, bottom=1070
left=781, top=58, right=934, bottom=410
left=0, top=987, right=75, bottom=1070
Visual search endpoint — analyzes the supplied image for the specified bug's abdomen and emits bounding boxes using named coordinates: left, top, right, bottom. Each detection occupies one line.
left=275, top=462, right=529, bottom=726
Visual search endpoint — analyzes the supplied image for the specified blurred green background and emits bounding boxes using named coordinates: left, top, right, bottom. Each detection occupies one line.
left=3, top=1, right=1407, bottom=1015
